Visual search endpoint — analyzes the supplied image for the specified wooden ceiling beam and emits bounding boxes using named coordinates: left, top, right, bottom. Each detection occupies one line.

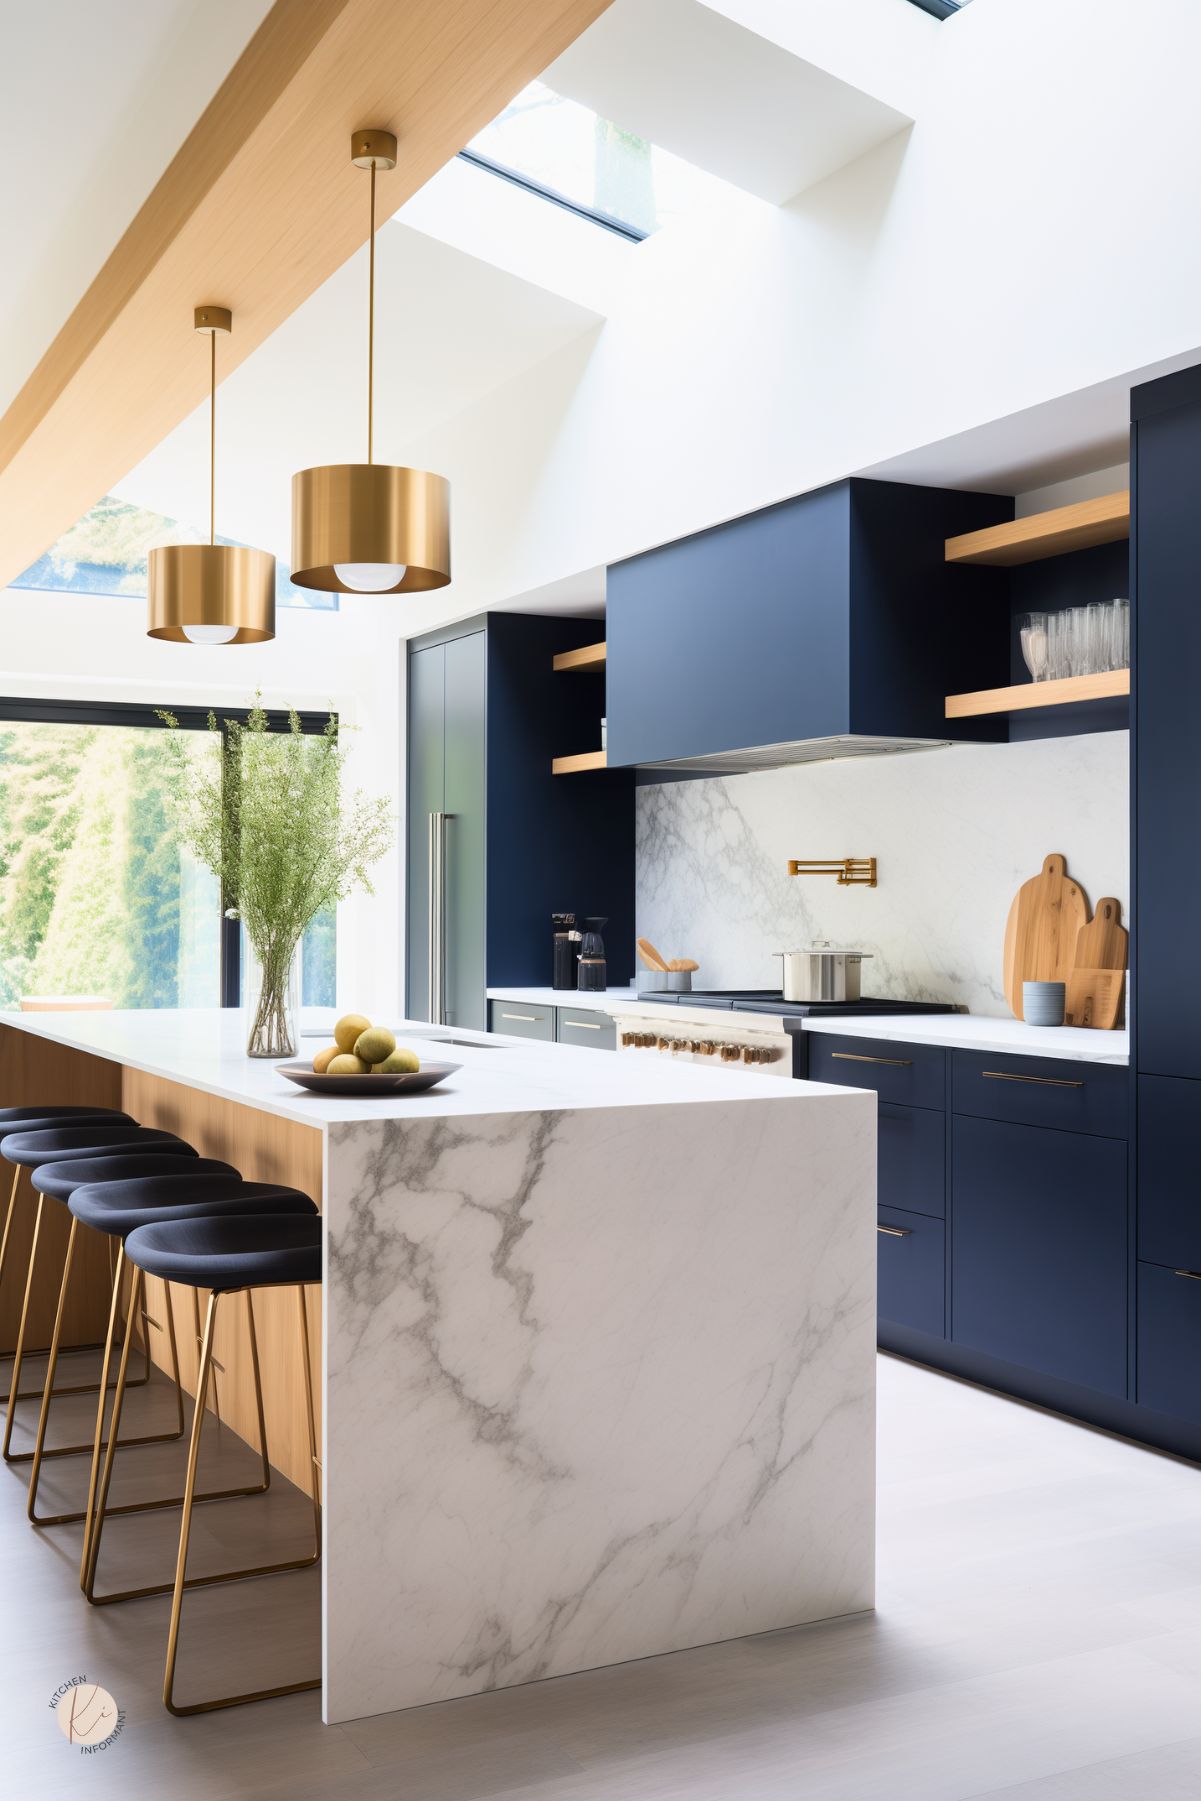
left=0, top=0, right=611, bottom=586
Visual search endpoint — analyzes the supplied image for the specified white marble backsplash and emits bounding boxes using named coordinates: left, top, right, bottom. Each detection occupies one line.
left=637, top=732, right=1129, bottom=1016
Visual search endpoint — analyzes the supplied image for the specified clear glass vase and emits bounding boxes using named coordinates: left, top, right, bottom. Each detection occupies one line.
left=244, top=938, right=301, bottom=1059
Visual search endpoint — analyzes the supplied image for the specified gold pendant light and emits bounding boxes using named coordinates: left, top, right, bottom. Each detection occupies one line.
left=290, top=129, right=451, bottom=595
left=148, top=307, right=276, bottom=643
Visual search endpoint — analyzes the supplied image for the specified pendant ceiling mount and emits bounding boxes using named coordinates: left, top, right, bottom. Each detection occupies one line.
left=290, top=127, right=451, bottom=596
left=147, top=305, right=276, bottom=643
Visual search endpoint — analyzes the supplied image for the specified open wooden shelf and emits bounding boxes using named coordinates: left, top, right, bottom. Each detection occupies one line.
left=946, top=668, right=1130, bottom=719
left=553, top=641, right=607, bottom=673
left=552, top=749, right=607, bottom=775
left=945, top=491, right=1130, bottom=567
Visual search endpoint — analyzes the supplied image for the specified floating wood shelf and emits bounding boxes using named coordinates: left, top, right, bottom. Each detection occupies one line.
left=552, top=749, right=607, bottom=774
left=946, top=668, right=1130, bottom=719
left=553, top=641, right=607, bottom=673
left=945, top=491, right=1130, bottom=567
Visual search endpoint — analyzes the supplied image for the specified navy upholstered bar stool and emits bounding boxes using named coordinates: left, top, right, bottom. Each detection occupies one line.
left=120, top=1213, right=322, bottom=1715
left=0, top=1108, right=135, bottom=1387
left=72, top=1173, right=315, bottom=1597
left=23, top=1156, right=241, bottom=1525
left=1, top=1127, right=197, bottom=1462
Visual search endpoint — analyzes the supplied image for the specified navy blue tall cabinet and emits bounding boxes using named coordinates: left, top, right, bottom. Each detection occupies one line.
left=406, top=613, right=635, bottom=1028
left=1131, top=365, right=1201, bottom=1430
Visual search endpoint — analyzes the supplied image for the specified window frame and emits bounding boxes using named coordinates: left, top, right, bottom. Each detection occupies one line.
left=456, top=148, right=648, bottom=242
left=0, top=696, right=336, bottom=1009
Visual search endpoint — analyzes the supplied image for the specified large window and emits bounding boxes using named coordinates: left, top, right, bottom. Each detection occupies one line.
left=0, top=702, right=336, bottom=1012
left=10, top=495, right=336, bottom=612
left=461, top=79, right=733, bottom=240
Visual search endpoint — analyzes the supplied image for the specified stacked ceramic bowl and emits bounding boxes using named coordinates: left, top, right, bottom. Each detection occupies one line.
left=1022, top=980, right=1065, bottom=1027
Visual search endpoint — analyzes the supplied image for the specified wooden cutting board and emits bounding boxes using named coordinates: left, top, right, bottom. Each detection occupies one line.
left=1064, top=898, right=1128, bottom=1029
left=1003, top=854, right=1089, bottom=1019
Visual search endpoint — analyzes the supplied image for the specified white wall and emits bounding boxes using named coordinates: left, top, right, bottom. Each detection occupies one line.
left=0, top=584, right=405, bottom=1014
left=391, top=0, right=1201, bottom=638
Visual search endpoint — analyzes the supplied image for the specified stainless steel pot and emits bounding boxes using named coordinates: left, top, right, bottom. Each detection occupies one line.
left=776, top=944, right=872, bottom=1003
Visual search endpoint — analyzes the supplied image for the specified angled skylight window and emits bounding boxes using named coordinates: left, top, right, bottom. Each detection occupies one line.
left=461, top=79, right=733, bottom=240
left=10, top=496, right=335, bottom=611
left=905, top=0, right=968, bottom=16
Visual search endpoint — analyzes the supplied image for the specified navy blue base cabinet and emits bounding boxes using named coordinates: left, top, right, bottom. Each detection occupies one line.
left=951, top=1115, right=1128, bottom=1399
left=878, top=1206, right=945, bottom=1337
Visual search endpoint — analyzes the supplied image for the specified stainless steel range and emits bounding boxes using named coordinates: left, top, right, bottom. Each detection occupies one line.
left=610, top=991, right=957, bottom=1079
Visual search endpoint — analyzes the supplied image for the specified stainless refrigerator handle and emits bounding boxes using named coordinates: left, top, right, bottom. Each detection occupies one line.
left=427, top=812, right=449, bottom=1025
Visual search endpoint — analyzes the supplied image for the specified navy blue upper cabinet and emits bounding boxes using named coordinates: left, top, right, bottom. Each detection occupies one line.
left=605, top=478, right=1011, bottom=769
left=1132, top=366, right=1201, bottom=1080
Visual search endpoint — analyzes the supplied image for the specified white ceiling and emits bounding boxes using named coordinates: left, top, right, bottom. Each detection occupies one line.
left=545, top=0, right=913, bottom=206
left=0, top=0, right=273, bottom=417
left=115, top=212, right=606, bottom=557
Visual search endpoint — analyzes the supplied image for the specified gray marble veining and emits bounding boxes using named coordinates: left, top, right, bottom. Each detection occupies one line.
left=637, top=731, right=1129, bottom=1012
left=323, top=1090, right=875, bottom=1722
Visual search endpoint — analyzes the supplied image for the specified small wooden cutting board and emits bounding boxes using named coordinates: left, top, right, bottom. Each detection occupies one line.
left=1064, top=898, right=1128, bottom=1029
left=1003, top=854, right=1089, bottom=1019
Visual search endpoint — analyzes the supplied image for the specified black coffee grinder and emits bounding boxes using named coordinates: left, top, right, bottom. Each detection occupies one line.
left=577, top=917, right=608, bottom=993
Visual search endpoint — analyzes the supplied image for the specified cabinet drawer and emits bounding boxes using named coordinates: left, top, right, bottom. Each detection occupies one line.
left=556, top=1008, right=616, bottom=1051
left=1138, top=1262, right=1201, bottom=1426
left=1137, top=1074, right=1201, bottom=1268
left=877, top=1206, right=945, bottom=1337
left=808, top=1034, right=945, bottom=1109
left=953, top=1051, right=1127, bottom=1138
left=952, top=1115, right=1128, bottom=1397
left=489, top=1001, right=554, bottom=1041
left=878, top=1103, right=946, bottom=1219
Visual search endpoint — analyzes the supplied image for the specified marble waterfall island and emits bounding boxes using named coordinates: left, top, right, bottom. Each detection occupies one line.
left=0, top=1008, right=876, bottom=1724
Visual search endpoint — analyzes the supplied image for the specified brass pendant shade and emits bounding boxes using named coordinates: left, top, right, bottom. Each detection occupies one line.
left=147, top=306, right=276, bottom=643
left=291, top=464, right=450, bottom=592
left=290, top=129, right=451, bottom=596
left=147, top=543, right=276, bottom=642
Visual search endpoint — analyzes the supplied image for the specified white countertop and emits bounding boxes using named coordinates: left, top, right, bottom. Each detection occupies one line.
left=796, top=1012, right=1129, bottom=1064
left=485, top=986, right=640, bottom=1012
left=0, top=1006, right=857, bottom=1128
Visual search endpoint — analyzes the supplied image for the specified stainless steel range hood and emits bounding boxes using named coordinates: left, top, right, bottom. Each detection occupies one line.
left=637, top=733, right=954, bottom=777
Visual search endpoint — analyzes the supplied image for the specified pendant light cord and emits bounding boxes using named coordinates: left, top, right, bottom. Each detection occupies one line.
left=209, top=328, right=216, bottom=546
left=368, top=160, right=376, bottom=465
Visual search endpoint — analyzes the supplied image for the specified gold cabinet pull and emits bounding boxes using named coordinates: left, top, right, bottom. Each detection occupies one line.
left=832, top=1052, right=913, bottom=1068
left=562, top=1018, right=603, bottom=1030
left=981, top=1071, right=1084, bottom=1089
left=1174, top=1269, right=1201, bottom=1282
left=877, top=1224, right=912, bottom=1237
left=501, top=1012, right=539, bottom=1023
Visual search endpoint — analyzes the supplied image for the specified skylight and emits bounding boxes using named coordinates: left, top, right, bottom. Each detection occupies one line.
left=461, top=79, right=732, bottom=241
left=905, top=0, right=968, bottom=16
left=11, top=496, right=335, bottom=611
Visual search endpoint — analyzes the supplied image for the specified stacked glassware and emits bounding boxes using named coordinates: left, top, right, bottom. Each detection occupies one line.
left=1019, top=598, right=1129, bottom=682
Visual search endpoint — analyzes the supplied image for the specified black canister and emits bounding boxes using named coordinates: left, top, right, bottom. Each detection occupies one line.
left=552, top=913, right=581, bottom=990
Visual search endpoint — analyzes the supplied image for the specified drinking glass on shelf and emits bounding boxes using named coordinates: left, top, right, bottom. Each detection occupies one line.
left=1087, top=600, right=1110, bottom=673
left=1112, top=597, right=1130, bottom=670
left=1046, top=610, right=1070, bottom=681
left=1019, top=612, right=1049, bottom=682
left=1068, top=606, right=1091, bottom=676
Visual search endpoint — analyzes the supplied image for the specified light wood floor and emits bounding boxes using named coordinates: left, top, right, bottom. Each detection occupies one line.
left=4, top=1351, right=1201, bottom=1800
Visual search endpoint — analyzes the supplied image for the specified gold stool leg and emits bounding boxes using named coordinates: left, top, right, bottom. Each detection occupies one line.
left=2, top=1194, right=44, bottom=1459
left=84, top=1288, right=274, bottom=1606
left=163, top=1284, right=322, bottom=1716
left=79, top=1245, right=128, bottom=1585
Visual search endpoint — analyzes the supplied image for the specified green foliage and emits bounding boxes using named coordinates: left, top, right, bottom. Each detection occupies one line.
left=159, top=699, right=393, bottom=971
